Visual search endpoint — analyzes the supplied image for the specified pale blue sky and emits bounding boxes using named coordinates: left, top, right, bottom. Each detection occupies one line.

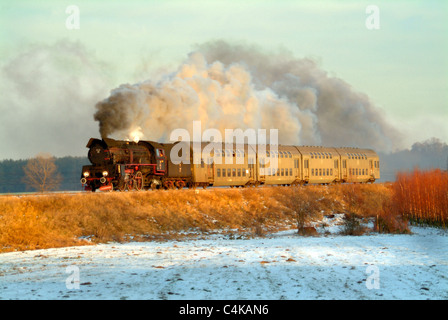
left=0, top=0, right=447, bottom=158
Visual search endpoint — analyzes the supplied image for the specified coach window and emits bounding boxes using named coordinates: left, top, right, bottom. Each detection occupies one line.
left=222, top=169, right=226, bottom=177
left=217, top=168, right=221, bottom=177
left=238, top=168, right=241, bottom=177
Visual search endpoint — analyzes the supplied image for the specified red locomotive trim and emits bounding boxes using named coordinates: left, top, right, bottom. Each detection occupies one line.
left=124, top=163, right=166, bottom=175
left=99, top=185, right=113, bottom=191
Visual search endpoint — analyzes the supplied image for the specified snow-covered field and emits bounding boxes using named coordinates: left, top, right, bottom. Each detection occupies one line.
left=1, top=216, right=447, bottom=300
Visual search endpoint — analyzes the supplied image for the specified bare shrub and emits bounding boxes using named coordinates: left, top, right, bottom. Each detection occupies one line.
left=393, top=168, right=448, bottom=227
left=281, top=186, right=320, bottom=235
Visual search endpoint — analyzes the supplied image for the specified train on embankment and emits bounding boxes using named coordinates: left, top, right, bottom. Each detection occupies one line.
left=80, top=138, right=380, bottom=192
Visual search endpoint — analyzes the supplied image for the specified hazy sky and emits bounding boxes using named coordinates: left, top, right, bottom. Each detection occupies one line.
left=0, top=0, right=447, bottom=159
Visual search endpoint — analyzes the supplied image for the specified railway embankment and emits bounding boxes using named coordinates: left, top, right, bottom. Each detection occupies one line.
left=1, top=169, right=446, bottom=252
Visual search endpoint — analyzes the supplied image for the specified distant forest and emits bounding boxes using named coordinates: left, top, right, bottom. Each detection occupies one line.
left=0, top=156, right=89, bottom=193
left=0, top=138, right=446, bottom=193
left=378, top=138, right=448, bottom=182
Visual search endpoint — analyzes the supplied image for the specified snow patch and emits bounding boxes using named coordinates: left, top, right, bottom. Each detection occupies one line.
left=0, top=226, right=447, bottom=300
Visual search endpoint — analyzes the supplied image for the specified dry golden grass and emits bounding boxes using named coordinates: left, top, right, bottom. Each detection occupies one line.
left=0, top=182, right=414, bottom=252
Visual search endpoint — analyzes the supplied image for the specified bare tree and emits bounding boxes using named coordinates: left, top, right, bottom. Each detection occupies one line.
left=23, top=153, right=62, bottom=192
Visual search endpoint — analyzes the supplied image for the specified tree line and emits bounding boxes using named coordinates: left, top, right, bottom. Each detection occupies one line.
left=0, top=155, right=89, bottom=193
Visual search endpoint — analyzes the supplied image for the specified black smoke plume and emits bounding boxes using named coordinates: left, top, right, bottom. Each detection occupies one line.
left=94, top=41, right=402, bottom=152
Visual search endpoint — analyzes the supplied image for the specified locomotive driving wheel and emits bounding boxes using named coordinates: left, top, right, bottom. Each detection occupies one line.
left=117, top=180, right=127, bottom=191
left=134, top=171, right=143, bottom=191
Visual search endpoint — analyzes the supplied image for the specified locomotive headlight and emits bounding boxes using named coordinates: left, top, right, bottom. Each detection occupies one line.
left=83, top=171, right=90, bottom=177
left=102, top=170, right=108, bottom=177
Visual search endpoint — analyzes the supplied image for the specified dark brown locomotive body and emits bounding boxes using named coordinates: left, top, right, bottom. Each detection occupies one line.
left=80, top=138, right=167, bottom=191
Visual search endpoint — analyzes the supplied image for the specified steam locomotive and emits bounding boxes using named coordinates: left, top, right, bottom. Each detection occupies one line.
left=80, top=137, right=380, bottom=191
